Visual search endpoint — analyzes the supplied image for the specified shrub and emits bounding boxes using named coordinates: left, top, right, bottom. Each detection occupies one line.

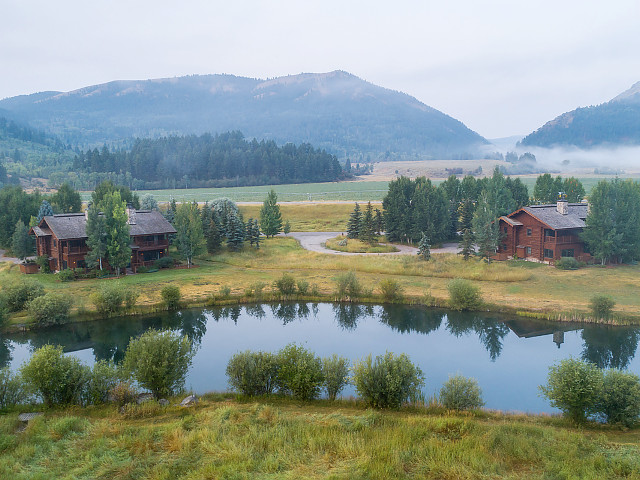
left=378, top=279, right=404, bottom=302
left=352, top=352, right=424, bottom=409
left=161, top=285, right=181, bottom=310
left=447, top=278, right=482, bottom=311
left=154, top=256, right=175, bottom=269
left=0, top=367, right=25, bottom=408
left=598, top=369, right=640, bottom=427
left=296, top=279, right=309, bottom=295
left=226, top=351, right=279, bottom=396
left=275, top=343, right=324, bottom=401
left=439, top=374, right=484, bottom=410
left=555, top=257, right=581, bottom=270
left=20, top=345, right=90, bottom=406
left=539, top=358, right=603, bottom=423
left=124, top=289, right=139, bottom=309
left=219, top=285, right=231, bottom=299
left=122, top=329, right=196, bottom=399
left=322, top=354, right=350, bottom=401
left=2, top=279, right=45, bottom=312
left=274, top=273, right=297, bottom=296
left=55, top=268, right=76, bottom=282
left=91, top=282, right=128, bottom=315
left=335, top=271, right=363, bottom=300
left=590, top=295, right=615, bottom=320
left=110, top=381, right=138, bottom=407
left=36, top=255, right=51, bottom=273
left=27, top=292, right=73, bottom=326
left=85, top=360, right=122, bottom=405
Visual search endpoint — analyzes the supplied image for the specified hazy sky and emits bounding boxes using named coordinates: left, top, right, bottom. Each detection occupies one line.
left=2, top=0, right=639, bottom=139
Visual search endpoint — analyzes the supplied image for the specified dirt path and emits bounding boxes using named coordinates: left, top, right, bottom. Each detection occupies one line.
left=286, top=232, right=460, bottom=256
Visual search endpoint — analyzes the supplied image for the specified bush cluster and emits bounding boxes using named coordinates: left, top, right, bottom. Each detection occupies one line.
left=555, top=257, right=582, bottom=270
left=274, top=273, right=297, bottom=296
left=447, top=278, right=482, bottom=311
left=439, top=374, right=484, bottom=410
left=161, top=285, right=181, bottom=310
left=1, top=279, right=45, bottom=312
left=27, top=292, right=73, bottom=326
left=351, top=352, right=424, bottom=409
left=540, top=358, right=640, bottom=425
left=590, top=295, right=616, bottom=320
left=335, top=271, right=363, bottom=300
left=91, top=282, right=138, bottom=315
left=378, top=279, right=404, bottom=302
left=154, top=256, right=175, bottom=269
left=226, top=345, right=350, bottom=402
left=0, top=367, right=25, bottom=408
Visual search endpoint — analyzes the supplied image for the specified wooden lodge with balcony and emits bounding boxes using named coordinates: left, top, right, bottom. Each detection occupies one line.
left=495, top=197, right=591, bottom=264
left=29, top=208, right=176, bottom=273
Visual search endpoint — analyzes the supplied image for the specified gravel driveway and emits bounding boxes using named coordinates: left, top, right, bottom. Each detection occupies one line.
left=0, top=249, right=22, bottom=264
left=285, top=232, right=460, bottom=256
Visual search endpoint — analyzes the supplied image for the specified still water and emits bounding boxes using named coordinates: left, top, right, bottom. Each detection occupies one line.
left=2, top=303, right=639, bottom=413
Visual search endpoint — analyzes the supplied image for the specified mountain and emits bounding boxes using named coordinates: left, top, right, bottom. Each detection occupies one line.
left=0, top=71, right=487, bottom=158
left=520, top=82, right=640, bottom=148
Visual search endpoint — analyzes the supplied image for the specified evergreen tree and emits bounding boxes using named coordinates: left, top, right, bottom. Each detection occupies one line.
left=11, top=220, right=31, bottom=260
left=85, top=203, right=107, bottom=271
left=563, top=177, right=586, bottom=203
left=246, top=218, right=256, bottom=246
left=51, top=182, right=82, bottom=213
left=283, top=219, right=291, bottom=235
left=459, top=228, right=475, bottom=260
left=91, top=180, right=140, bottom=209
left=140, top=194, right=159, bottom=211
left=505, top=177, right=529, bottom=209
left=36, top=200, right=54, bottom=223
left=347, top=202, right=362, bottom=239
left=472, top=190, right=500, bottom=263
left=259, top=189, right=283, bottom=238
left=226, top=212, right=245, bottom=251
left=382, top=177, right=414, bottom=243
left=206, top=219, right=222, bottom=254
left=101, top=191, right=131, bottom=275
left=459, top=198, right=475, bottom=232
left=174, top=202, right=205, bottom=268
left=251, top=218, right=261, bottom=249
left=374, top=208, right=384, bottom=236
left=533, top=173, right=563, bottom=204
left=359, top=202, right=376, bottom=244
left=417, top=233, right=431, bottom=261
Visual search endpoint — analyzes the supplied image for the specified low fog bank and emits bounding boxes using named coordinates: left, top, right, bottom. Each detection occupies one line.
left=484, top=141, right=640, bottom=175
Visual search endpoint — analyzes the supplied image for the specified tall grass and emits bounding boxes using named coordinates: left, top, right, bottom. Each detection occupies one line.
left=0, top=397, right=638, bottom=478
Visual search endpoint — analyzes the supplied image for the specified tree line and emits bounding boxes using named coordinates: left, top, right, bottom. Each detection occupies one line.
left=72, top=131, right=346, bottom=189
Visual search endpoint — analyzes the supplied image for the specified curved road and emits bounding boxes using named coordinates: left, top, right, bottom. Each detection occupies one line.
left=286, top=232, right=460, bottom=256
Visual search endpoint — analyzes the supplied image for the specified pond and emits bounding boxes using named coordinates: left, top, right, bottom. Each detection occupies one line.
left=2, top=303, right=640, bottom=413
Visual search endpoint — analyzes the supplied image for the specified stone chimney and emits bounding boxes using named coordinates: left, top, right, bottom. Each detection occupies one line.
left=85, top=209, right=89, bottom=220
left=126, top=204, right=137, bottom=225
left=556, top=192, right=568, bottom=215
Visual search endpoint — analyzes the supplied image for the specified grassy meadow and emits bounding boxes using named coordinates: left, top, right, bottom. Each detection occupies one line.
left=324, top=235, right=397, bottom=253
left=3, top=235, right=640, bottom=328
left=1, top=395, right=639, bottom=479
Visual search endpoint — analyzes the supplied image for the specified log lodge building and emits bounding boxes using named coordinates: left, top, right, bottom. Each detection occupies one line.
left=495, top=196, right=590, bottom=263
left=29, top=208, right=176, bottom=273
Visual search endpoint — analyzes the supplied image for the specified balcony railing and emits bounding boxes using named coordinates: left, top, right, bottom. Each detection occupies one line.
left=544, top=235, right=580, bottom=245
left=134, top=240, right=169, bottom=248
left=63, top=246, right=88, bottom=255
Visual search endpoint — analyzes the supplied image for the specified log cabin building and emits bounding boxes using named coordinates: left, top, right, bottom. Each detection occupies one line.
left=29, top=208, right=176, bottom=273
left=495, top=197, right=590, bottom=263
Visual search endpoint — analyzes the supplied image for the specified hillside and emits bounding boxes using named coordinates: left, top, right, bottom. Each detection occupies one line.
left=0, top=71, right=487, bottom=159
left=520, top=82, right=640, bottom=148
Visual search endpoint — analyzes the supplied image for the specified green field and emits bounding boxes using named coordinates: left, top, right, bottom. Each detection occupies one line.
left=77, top=175, right=639, bottom=204
left=80, top=181, right=391, bottom=203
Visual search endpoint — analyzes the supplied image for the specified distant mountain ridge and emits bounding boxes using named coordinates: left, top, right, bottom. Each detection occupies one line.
left=520, top=82, right=640, bottom=148
left=0, top=71, right=487, bottom=158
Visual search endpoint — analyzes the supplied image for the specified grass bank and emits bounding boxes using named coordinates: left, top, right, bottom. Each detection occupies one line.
left=2, top=236, right=640, bottom=330
left=1, top=395, right=639, bottom=479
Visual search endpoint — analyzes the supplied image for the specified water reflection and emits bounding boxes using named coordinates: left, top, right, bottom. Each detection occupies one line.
left=1, top=303, right=639, bottom=370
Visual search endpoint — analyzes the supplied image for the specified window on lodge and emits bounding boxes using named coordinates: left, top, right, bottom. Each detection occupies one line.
left=526, top=228, right=532, bottom=236
left=544, top=249, right=554, bottom=258
left=561, top=248, right=574, bottom=257
left=502, top=243, right=507, bottom=251
left=504, top=227, right=508, bottom=234
left=526, top=247, right=532, bottom=255
left=544, top=229, right=555, bottom=237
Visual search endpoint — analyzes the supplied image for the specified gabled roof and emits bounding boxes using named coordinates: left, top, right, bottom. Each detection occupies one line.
left=499, top=216, right=523, bottom=227
left=129, top=210, right=177, bottom=236
left=35, top=210, right=176, bottom=240
left=41, top=213, right=87, bottom=240
left=511, top=203, right=588, bottom=230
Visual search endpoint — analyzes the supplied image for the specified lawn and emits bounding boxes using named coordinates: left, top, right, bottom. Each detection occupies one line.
left=0, top=395, right=639, bottom=479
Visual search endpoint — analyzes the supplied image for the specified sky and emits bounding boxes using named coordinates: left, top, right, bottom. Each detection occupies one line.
left=2, top=0, right=640, bottom=139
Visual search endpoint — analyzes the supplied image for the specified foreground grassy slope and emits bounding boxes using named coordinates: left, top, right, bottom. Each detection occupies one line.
left=3, top=236, right=640, bottom=327
left=1, top=396, right=639, bottom=479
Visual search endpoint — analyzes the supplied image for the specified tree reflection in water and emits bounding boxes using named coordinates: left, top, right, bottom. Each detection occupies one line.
left=379, top=304, right=443, bottom=335
left=581, top=326, right=640, bottom=369
left=446, top=311, right=510, bottom=361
